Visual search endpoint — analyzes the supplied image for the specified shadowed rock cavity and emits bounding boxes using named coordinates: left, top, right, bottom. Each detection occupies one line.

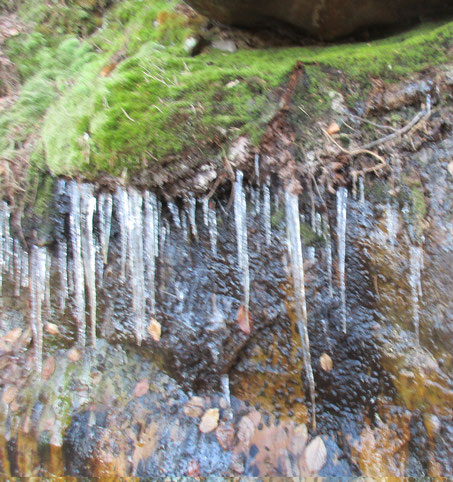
left=183, top=0, right=453, bottom=40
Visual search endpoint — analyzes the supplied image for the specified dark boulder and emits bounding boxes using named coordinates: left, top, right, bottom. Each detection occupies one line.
left=183, top=0, right=453, bottom=39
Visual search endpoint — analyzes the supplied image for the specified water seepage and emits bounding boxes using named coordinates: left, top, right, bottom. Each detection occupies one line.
left=336, top=187, right=348, bottom=333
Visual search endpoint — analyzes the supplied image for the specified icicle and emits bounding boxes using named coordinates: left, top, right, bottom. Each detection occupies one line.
left=202, top=198, right=209, bottom=227
left=44, top=250, right=51, bottom=311
left=284, top=190, right=316, bottom=431
left=68, top=181, right=86, bottom=347
left=0, top=203, right=5, bottom=297
left=160, top=219, right=169, bottom=255
left=128, top=188, right=145, bottom=345
left=409, top=245, right=423, bottom=344
left=254, top=153, right=260, bottom=184
left=57, top=239, right=68, bottom=313
left=234, top=171, right=250, bottom=312
left=208, top=200, right=218, bottom=256
left=81, top=184, right=97, bottom=347
left=167, top=201, right=181, bottom=229
left=306, top=246, right=316, bottom=264
left=263, top=177, right=272, bottom=247
left=20, top=246, right=29, bottom=289
left=181, top=211, right=189, bottom=242
left=322, top=214, right=334, bottom=298
left=221, top=374, right=231, bottom=408
left=13, top=239, right=21, bottom=297
left=144, top=191, right=158, bottom=315
left=98, top=192, right=113, bottom=265
left=1, top=202, right=12, bottom=278
left=315, top=212, right=322, bottom=237
left=115, top=187, right=129, bottom=280
left=29, top=245, right=47, bottom=375
left=336, top=187, right=348, bottom=333
left=359, top=176, right=365, bottom=205
left=385, top=202, right=398, bottom=248
left=186, top=196, right=198, bottom=241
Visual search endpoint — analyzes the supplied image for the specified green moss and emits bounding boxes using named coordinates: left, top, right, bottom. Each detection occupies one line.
left=2, top=0, right=453, bottom=184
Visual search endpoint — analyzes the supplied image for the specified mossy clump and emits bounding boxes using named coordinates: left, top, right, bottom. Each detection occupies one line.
left=2, top=0, right=453, bottom=187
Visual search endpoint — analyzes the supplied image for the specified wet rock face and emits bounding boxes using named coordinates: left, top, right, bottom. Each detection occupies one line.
left=183, top=0, right=453, bottom=39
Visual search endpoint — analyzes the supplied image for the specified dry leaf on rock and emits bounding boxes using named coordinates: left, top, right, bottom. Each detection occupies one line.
left=289, top=423, right=308, bottom=456
left=67, top=348, right=81, bottom=362
left=42, top=356, right=56, bottom=380
left=304, top=436, right=327, bottom=475
left=216, top=421, right=235, bottom=450
left=147, top=318, right=161, bottom=342
left=327, top=122, right=340, bottom=135
left=2, top=386, right=18, bottom=405
left=4, top=327, right=22, bottom=344
left=320, top=353, right=333, bottom=372
left=184, top=396, right=204, bottom=418
left=45, top=323, right=60, bottom=335
left=237, top=305, right=252, bottom=335
left=134, top=379, right=149, bottom=398
left=199, top=408, right=219, bottom=433
left=187, top=459, right=201, bottom=477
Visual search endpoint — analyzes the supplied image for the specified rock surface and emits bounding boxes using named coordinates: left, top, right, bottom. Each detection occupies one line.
left=183, top=0, right=453, bottom=39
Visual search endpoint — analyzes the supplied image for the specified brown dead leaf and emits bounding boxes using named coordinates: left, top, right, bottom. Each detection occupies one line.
left=134, top=379, right=149, bottom=398
left=303, top=436, right=327, bottom=475
left=45, top=323, right=60, bottom=335
left=187, top=459, right=201, bottom=477
left=67, top=348, right=81, bottom=362
left=184, top=396, right=204, bottom=418
left=42, top=356, right=56, bottom=380
left=320, top=353, right=333, bottom=372
left=199, top=408, right=220, bottom=433
left=237, top=305, right=252, bottom=335
left=147, top=318, right=161, bottom=342
left=327, top=122, right=340, bottom=135
left=4, top=327, right=22, bottom=344
left=216, top=421, right=235, bottom=450
left=2, top=386, right=18, bottom=405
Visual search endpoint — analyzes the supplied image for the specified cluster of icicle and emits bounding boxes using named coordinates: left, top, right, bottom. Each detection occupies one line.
left=0, top=171, right=423, bottom=419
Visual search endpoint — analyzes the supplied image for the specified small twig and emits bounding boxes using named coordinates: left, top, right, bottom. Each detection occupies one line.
left=120, top=107, right=135, bottom=122
left=298, top=105, right=310, bottom=117
left=204, top=176, right=222, bottom=202
left=322, top=129, right=386, bottom=164
left=348, top=112, right=398, bottom=132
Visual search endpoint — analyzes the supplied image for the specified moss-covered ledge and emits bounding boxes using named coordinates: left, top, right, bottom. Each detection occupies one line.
left=1, top=0, right=453, bottom=203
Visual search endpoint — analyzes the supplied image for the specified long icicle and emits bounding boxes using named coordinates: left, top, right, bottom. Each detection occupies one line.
left=29, top=245, right=47, bottom=374
left=81, top=184, right=97, bottom=347
left=285, top=189, right=317, bottom=430
left=69, top=181, right=86, bottom=346
left=234, top=171, right=250, bottom=312
left=336, top=187, right=348, bottom=333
